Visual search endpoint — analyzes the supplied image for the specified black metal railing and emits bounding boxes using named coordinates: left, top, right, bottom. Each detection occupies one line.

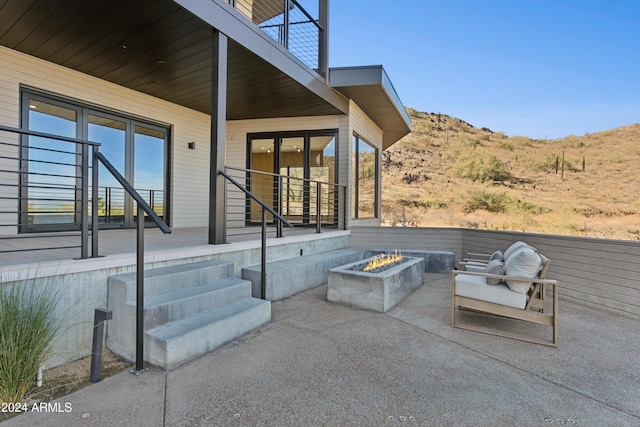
left=97, top=186, right=164, bottom=225
left=223, top=165, right=345, bottom=239
left=219, top=168, right=293, bottom=300
left=0, top=124, right=170, bottom=372
left=0, top=124, right=99, bottom=257
left=0, top=125, right=168, bottom=258
left=228, top=0, right=325, bottom=75
left=94, top=151, right=170, bottom=372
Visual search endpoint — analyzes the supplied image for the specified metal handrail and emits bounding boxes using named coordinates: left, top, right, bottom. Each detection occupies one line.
left=0, top=124, right=170, bottom=371
left=224, top=165, right=346, bottom=233
left=94, top=153, right=170, bottom=233
left=94, top=151, right=171, bottom=373
left=225, top=165, right=345, bottom=189
left=219, top=169, right=293, bottom=228
left=219, top=168, right=293, bottom=300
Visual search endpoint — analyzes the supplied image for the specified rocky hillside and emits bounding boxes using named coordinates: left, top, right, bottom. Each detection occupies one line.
left=382, top=109, right=640, bottom=240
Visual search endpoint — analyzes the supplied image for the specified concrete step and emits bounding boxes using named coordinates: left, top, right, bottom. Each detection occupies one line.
left=135, top=277, right=252, bottom=329
left=144, top=297, right=271, bottom=370
left=242, top=248, right=364, bottom=301
left=107, top=259, right=271, bottom=370
left=108, top=259, right=234, bottom=299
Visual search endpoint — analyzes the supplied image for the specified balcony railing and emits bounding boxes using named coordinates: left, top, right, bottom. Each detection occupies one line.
left=228, top=0, right=325, bottom=76
left=0, top=125, right=169, bottom=259
left=223, top=165, right=346, bottom=239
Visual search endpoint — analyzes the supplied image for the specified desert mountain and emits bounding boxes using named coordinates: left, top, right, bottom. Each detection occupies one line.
left=382, top=109, right=640, bottom=240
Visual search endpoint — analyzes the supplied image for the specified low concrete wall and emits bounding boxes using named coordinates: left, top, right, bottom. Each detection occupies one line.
left=351, top=226, right=640, bottom=320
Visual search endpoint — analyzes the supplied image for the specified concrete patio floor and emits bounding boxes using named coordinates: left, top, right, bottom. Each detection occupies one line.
left=3, top=274, right=639, bottom=426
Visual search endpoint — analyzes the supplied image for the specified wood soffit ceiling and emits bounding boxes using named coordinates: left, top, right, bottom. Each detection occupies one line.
left=0, top=0, right=343, bottom=119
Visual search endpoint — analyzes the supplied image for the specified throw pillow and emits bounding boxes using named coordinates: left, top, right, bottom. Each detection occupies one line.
left=503, top=241, right=532, bottom=261
left=485, top=259, right=506, bottom=285
left=489, top=250, right=504, bottom=262
left=504, top=246, right=542, bottom=293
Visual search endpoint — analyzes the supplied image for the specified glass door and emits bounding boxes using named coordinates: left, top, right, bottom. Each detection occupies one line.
left=20, top=91, right=169, bottom=232
left=134, top=125, right=167, bottom=225
left=247, top=130, right=338, bottom=227
left=310, top=135, right=336, bottom=224
left=249, top=138, right=276, bottom=223
left=20, top=98, right=81, bottom=231
left=88, top=113, right=127, bottom=227
left=279, top=136, right=306, bottom=223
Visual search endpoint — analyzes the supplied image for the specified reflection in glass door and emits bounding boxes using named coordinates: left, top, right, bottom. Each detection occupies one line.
left=21, top=99, right=79, bottom=230
left=88, top=114, right=126, bottom=227
left=134, top=125, right=166, bottom=224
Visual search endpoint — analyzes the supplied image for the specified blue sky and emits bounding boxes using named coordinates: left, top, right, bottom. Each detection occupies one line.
left=328, top=0, right=639, bottom=139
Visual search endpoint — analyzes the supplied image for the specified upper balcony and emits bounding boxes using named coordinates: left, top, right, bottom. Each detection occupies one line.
left=228, top=0, right=327, bottom=77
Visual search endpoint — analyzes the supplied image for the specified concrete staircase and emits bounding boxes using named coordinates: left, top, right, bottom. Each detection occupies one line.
left=106, top=260, right=270, bottom=370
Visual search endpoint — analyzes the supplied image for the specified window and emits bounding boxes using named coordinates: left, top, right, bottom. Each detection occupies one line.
left=352, top=134, right=378, bottom=219
left=20, top=90, right=170, bottom=231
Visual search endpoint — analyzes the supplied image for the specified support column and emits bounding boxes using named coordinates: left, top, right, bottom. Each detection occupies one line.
left=209, top=30, right=228, bottom=244
left=319, top=0, right=329, bottom=78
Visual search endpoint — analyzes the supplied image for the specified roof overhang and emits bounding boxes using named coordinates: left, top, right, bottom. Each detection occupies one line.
left=329, top=66, right=412, bottom=149
left=0, top=0, right=346, bottom=121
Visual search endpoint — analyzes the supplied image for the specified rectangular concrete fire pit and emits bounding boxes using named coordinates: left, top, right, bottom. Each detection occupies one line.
left=327, top=256, right=424, bottom=312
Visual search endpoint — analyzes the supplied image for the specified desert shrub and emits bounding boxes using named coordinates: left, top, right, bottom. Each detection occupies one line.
left=528, top=153, right=557, bottom=172
left=0, top=281, right=64, bottom=404
left=464, top=137, right=482, bottom=148
left=399, top=198, right=448, bottom=209
left=454, top=154, right=510, bottom=182
left=498, top=140, right=514, bottom=150
left=463, top=190, right=511, bottom=213
left=463, top=191, right=546, bottom=215
left=515, top=199, right=549, bottom=214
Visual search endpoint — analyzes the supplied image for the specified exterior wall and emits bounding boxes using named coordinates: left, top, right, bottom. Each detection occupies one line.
left=350, top=226, right=640, bottom=320
left=0, top=46, right=212, bottom=231
left=347, top=100, right=384, bottom=228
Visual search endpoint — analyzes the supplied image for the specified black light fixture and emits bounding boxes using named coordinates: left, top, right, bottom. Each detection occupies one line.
left=188, top=141, right=196, bottom=150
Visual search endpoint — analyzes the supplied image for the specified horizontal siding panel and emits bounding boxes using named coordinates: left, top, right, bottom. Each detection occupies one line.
left=459, top=229, right=640, bottom=318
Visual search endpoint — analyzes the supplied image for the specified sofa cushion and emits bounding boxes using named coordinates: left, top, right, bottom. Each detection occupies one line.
left=485, top=259, right=506, bottom=285
left=455, top=274, right=527, bottom=309
left=504, top=246, right=542, bottom=293
left=503, top=241, right=531, bottom=261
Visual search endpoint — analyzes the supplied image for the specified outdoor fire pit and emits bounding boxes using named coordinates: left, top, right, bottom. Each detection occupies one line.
left=327, top=253, right=424, bottom=312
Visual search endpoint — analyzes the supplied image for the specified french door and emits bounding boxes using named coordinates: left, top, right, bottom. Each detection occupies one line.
left=247, top=130, right=337, bottom=226
left=20, top=91, right=169, bottom=231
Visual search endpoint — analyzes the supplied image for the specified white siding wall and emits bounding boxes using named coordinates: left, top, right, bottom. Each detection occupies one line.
left=0, top=46, right=212, bottom=230
left=348, top=100, right=384, bottom=228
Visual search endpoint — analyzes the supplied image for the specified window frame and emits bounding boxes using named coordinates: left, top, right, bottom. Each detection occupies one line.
left=19, top=88, right=172, bottom=232
left=351, top=133, right=379, bottom=219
